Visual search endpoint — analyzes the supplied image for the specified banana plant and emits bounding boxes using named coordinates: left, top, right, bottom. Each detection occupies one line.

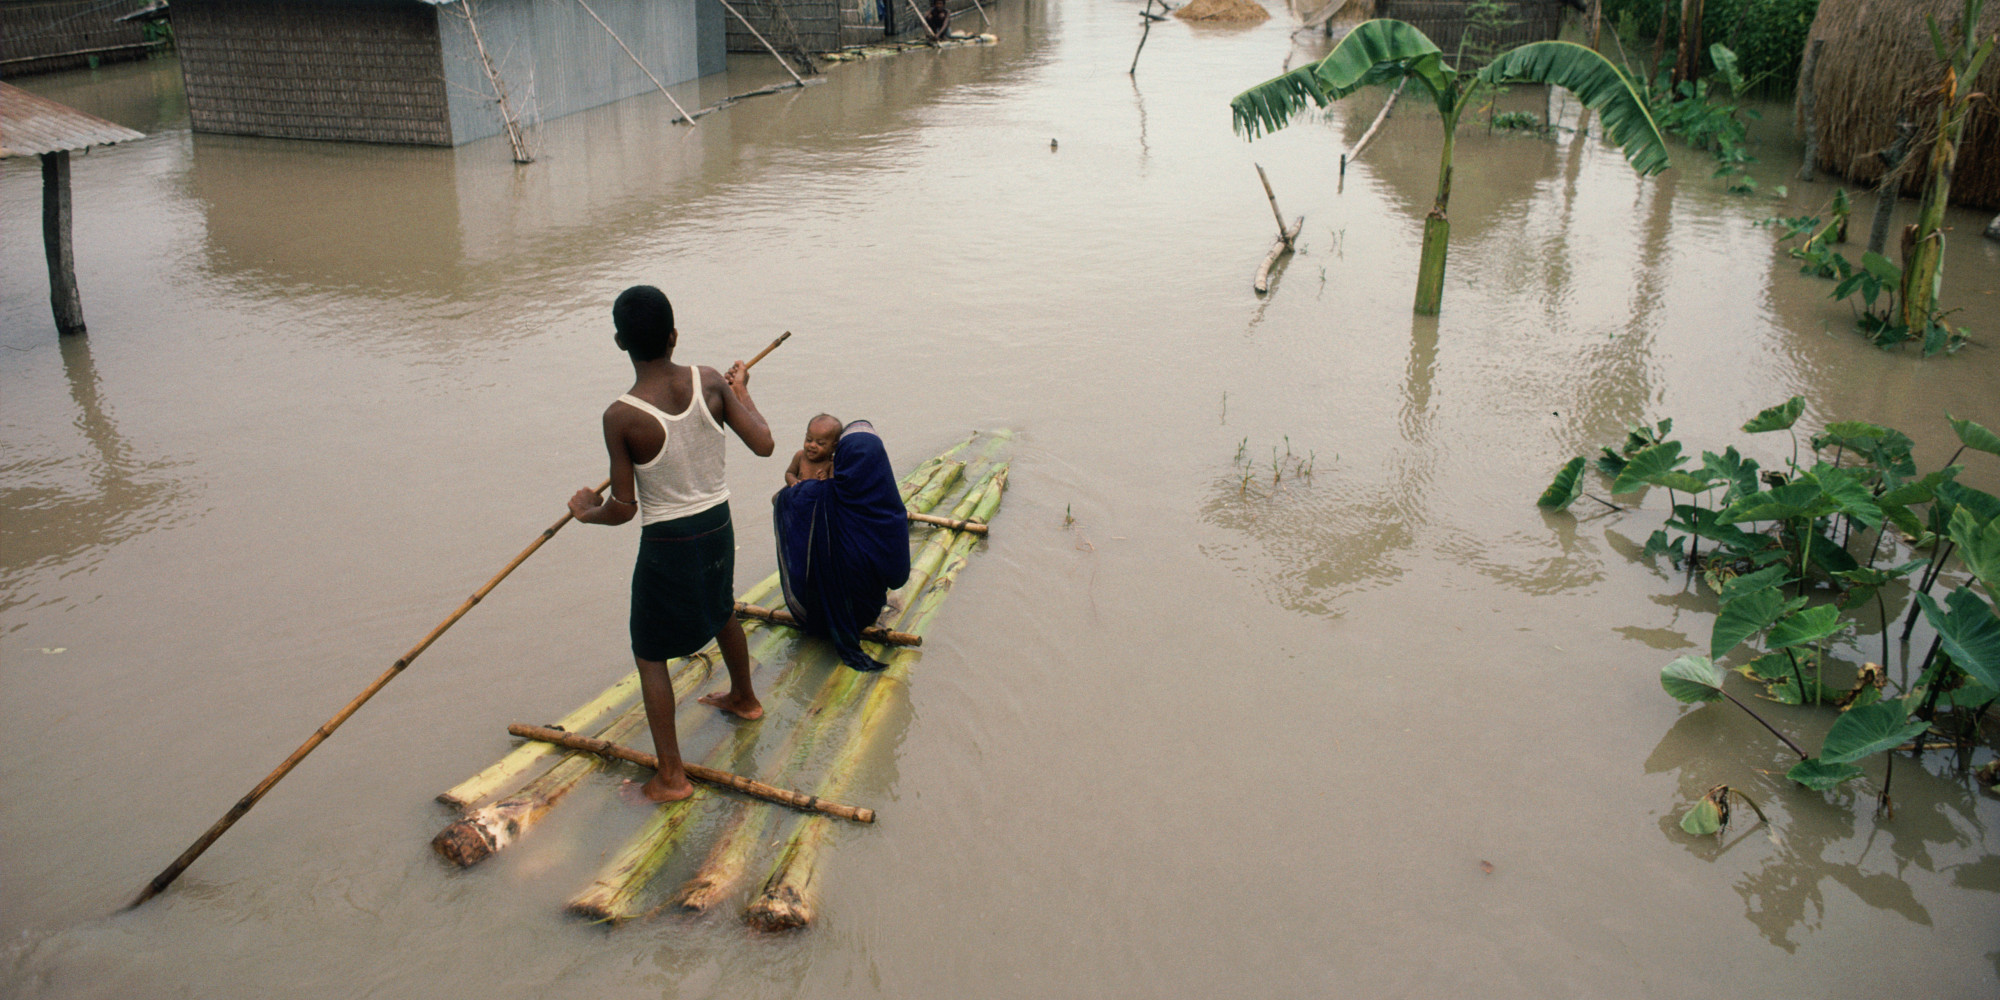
left=1230, top=19, right=1671, bottom=315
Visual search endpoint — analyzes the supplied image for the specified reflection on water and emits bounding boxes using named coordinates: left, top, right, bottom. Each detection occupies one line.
left=1646, top=706, right=2000, bottom=951
left=0, top=337, right=193, bottom=625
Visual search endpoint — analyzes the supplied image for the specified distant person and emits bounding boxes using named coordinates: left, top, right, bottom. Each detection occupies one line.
left=772, top=420, right=911, bottom=671
left=925, top=0, right=950, bottom=38
left=568, top=285, right=775, bottom=803
left=785, top=414, right=842, bottom=486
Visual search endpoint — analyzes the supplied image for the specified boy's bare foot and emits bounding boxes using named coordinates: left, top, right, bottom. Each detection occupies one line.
left=638, top=773, right=695, bottom=803
left=698, top=690, right=764, bottom=720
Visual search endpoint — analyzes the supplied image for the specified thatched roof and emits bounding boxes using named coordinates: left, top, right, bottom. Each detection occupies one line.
left=1801, top=0, right=2000, bottom=209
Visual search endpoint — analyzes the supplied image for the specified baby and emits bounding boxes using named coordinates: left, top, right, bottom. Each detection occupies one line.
left=785, top=413, right=842, bottom=486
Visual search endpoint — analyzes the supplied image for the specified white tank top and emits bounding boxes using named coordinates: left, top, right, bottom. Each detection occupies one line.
left=619, top=366, right=730, bottom=525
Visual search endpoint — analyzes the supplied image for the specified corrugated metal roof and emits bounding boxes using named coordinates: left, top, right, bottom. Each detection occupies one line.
left=1, top=81, right=146, bottom=158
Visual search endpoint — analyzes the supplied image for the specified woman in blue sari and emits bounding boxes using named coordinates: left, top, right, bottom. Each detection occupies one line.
left=772, top=420, right=910, bottom=670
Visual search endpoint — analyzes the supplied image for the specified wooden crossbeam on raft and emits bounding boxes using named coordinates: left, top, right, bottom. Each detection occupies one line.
left=734, top=602, right=923, bottom=647
left=508, top=724, right=875, bottom=823
left=907, top=510, right=989, bottom=535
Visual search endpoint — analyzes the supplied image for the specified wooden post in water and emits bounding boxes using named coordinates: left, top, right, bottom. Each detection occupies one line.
left=1795, top=39, right=1823, bottom=182
left=41, top=151, right=84, bottom=336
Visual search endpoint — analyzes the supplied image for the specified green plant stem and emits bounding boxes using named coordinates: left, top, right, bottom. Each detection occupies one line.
left=1721, top=689, right=1808, bottom=759
left=1727, top=788, right=1770, bottom=826
left=1783, top=647, right=1807, bottom=705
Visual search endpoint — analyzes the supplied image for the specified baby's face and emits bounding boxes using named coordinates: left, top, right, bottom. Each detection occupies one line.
left=803, top=423, right=841, bottom=462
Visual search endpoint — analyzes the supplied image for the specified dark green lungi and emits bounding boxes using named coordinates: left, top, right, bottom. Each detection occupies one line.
left=630, top=501, right=734, bottom=661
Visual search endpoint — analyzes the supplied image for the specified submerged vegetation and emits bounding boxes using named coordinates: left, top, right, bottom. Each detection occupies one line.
left=1539, top=401, right=2000, bottom=833
left=1229, top=19, right=1669, bottom=315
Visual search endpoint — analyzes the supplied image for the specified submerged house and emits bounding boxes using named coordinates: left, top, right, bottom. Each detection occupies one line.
left=172, top=0, right=724, bottom=146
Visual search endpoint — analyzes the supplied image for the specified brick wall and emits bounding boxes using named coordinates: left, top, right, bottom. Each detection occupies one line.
left=174, top=0, right=452, bottom=145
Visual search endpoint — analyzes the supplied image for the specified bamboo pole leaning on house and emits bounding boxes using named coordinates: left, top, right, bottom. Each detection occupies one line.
left=510, top=724, right=875, bottom=822
left=455, top=0, right=534, bottom=163
left=572, top=0, right=699, bottom=123
left=566, top=448, right=997, bottom=923
left=907, top=0, right=944, bottom=43
left=714, top=0, right=811, bottom=84
left=735, top=603, right=923, bottom=647
left=669, top=462, right=1006, bottom=916
left=745, top=471, right=1008, bottom=931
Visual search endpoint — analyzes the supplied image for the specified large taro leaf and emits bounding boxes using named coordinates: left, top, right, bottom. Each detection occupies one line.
left=1915, top=587, right=2000, bottom=691
left=1661, top=655, right=1726, bottom=703
left=1835, top=560, right=1927, bottom=610
left=1742, top=396, right=1806, bottom=434
left=1537, top=456, right=1586, bottom=509
left=1712, top=587, right=1806, bottom=659
left=1821, top=699, right=1930, bottom=764
left=1949, top=414, right=2000, bottom=457
left=1813, top=421, right=1916, bottom=480
left=1670, top=504, right=1760, bottom=554
left=1720, top=482, right=1830, bottom=524
left=1652, top=471, right=1721, bottom=494
left=1717, top=564, right=1790, bottom=603
left=1947, top=506, right=2000, bottom=597
left=1787, top=757, right=1865, bottom=791
left=1808, top=465, right=1882, bottom=530
left=1611, top=440, right=1685, bottom=495
left=1701, top=447, right=1761, bottom=504
left=1679, top=795, right=1725, bottom=836
left=1767, top=604, right=1843, bottom=650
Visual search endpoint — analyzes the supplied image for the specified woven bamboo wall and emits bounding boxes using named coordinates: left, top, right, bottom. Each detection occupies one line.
left=0, top=0, right=157, bottom=76
left=726, top=0, right=839, bottom=54
left=1376, top=0, right=1567, bottom=56
left=174, top=0, right=453, bottom=145
left=836, top=0, right=987, bottom=46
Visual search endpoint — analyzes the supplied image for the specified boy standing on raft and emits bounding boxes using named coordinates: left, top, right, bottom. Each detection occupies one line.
left=568, top=285, right=775, bottom=803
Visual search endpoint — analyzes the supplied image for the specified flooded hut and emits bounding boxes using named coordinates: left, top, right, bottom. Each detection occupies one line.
left=1372, top=0, right=1568, bottom=55
left=0, top=0, right=165, bottom=76
left=1, top=80, right=145, bottom=335
left=1797, top=0, right=2000, bottom=211
left=169, top=0, right=724, bottom=146
left=722, top=0, right=993, bottom=54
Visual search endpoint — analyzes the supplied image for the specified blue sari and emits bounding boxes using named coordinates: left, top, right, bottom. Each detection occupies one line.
left=773, top=422, right=911, bottom=671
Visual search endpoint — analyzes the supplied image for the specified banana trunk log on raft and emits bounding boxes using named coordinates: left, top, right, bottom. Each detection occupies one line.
left=745, top=471, right=1005, bottom=931
left=565, top=641, right=833, bottom=923
left=437, top=440, right=968, bottom=809
left=670, top=467, right=1005, bottom=916
left=638, top=467, right=1007, bottom=919
left=436, top=573, right=780, bottom=809
left=561, top=443, right=1003, bottom=922
left=432, top=620, right=797, bottom=867
left=734, top=603, right=921, bottom=647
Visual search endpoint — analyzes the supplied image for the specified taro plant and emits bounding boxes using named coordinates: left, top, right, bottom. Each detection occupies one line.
left=1540, top=399, right=2000, bottom=826
left=1229, top=19, right=1670, bottom=315
left=1650, top=43, right=1761, bottom=194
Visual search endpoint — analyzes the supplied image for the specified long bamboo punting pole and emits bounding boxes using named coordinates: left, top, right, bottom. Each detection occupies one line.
left=509, top=724, right=874, bottom=823
left=129, top=478, right=606, bottom=907
left=1340, top=79, right=1405, bottom=179
left=735, top=603, right=922, bottom=647
left=668, top=464, right=1006, bottom=915
left=907, top=510, right=988, bottom=534
left=746, top=471, right=1007, bottom=930
left=569, top=449, right=991, bottom=922
left=129, top=338, right=798, bottom=909
left=713, top=0, right=810, bottom=85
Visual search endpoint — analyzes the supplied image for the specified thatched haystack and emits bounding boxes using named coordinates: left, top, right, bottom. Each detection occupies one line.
left=1175, top=0, right=1273, bottom=23
left=1800, top=0, right=2000, bottom=209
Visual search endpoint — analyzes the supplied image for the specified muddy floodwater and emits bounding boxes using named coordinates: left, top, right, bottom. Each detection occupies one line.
left=6, top=1, right=2000, bottom=996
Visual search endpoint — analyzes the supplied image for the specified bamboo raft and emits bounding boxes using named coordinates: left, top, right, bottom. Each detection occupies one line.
left=432, top=431, right=1012, bottom=930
